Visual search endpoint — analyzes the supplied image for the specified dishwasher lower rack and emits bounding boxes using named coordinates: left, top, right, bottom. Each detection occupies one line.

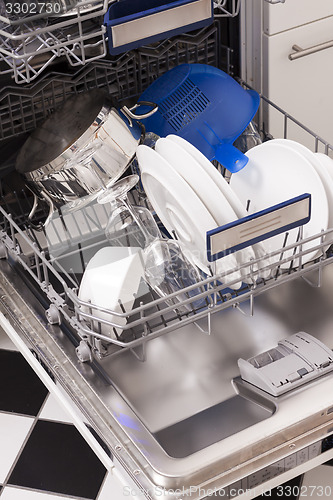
left=1, top=90, right=333, bottom=364
left=2, top=206, right=333, bottom=363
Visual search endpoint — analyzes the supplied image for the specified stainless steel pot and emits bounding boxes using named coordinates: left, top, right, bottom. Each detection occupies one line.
left=15, top=89, right=157, bottom=218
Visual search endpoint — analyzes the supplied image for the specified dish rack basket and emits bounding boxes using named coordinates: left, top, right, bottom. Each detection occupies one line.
left=0, top=0, right=241, bottom=84
left=0, top=23, right=221, bottom=140
left=1, top=90, right=333, bottom=363
left=0, top=0, right=288, bottom=85
left=0, top=21, right=332, bottom=362
left=0, top=0, right=110, bottom=84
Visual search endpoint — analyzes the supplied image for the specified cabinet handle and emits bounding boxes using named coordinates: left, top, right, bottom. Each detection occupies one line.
left=289, top=40, right=333, bottom=60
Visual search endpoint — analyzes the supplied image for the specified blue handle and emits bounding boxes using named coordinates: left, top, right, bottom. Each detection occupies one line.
left=214, top=143, right=248, bottom=173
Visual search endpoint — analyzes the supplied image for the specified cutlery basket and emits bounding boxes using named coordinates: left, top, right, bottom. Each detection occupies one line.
left=104, top=0, right=214, bottom=55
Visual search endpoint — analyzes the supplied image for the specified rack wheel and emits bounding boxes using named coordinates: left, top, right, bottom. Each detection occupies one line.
left=76, top=341, right=92, bottom=363
left=45, top=304, right=61, bottom=325
left=0, top=243, right=7, bottom=259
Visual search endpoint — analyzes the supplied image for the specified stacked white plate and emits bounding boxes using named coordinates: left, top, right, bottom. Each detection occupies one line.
left=136, top=136, right=271, bottom=289
left=230, top=139, right=331, bottom=268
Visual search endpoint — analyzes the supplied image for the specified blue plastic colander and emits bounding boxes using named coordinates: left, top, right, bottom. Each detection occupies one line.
left=138, top=64, right=260, bottom=173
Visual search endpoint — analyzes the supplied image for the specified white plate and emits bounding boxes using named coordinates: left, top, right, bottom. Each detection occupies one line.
left=167, top=134, right=271, bottom=280
left=156, top=137, right=249, bottom=285
left=230, top=141, right=329, bottom=268
left=136, top=145, right=242, bottom=288
left=166, top=135, right=246, bottom=214
left=315, top=152, right=333, bottom=246
left=271, top=139, right=333, bottom=256
left=78, top=246, right=145, bottom=338
left=315, top=152, right=333, bottom=183
left=155, top=137, right=237, bottom=226
left=272, top=140, right=333, bottom=224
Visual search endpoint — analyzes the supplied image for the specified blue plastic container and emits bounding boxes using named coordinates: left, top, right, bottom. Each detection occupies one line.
left=138, top=64, right=260, bottom=173
left=104, top=0, right=214, bottom=55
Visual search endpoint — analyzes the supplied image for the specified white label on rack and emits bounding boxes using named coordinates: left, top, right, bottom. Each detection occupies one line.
left=111, top=0, right=212, bottom=48
left=207, top=194, right=311, bottom=261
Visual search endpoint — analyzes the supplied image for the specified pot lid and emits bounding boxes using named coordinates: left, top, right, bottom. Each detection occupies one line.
left=16, top=89, right=110, bottom=174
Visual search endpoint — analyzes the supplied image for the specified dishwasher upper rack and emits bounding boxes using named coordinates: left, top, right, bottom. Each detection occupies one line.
left=0, top=22, right=221, bottom=139
left=0, top=89, right=333, bottom=363
left=0, top=0, right=239, bottom=85
left=0, top=0, right=241, bottom=25
left=0, top=0, right=109, bottom=24
left=0, top=1, right=109, bottom=84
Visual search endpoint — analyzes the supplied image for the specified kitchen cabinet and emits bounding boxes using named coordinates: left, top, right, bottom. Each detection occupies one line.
left=263, top=0, right=333, bottom=35
left=263, top=14, right=333, bottom=149
left=242, top=0, right=333, bottom=151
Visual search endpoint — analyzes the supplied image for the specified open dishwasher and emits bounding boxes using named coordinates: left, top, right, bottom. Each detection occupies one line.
left=1, top=1, right=333, bottom=499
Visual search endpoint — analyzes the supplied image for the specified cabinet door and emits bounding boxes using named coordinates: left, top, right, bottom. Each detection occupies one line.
left=262, top=15, right=333, bottom=149
left=263, top=0, right=333, bottom=35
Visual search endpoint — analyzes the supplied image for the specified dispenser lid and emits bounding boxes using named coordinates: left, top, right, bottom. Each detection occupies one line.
left=238, top=332, right=333, bottom=396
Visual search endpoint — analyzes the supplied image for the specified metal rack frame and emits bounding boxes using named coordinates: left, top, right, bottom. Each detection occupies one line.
left=0, top=0, right=286, bottom=85
left=1, top=201, right=332, bottom=362
left=0, top=3, right=109, bottom=83
left=0, top=0, right=241, bottom=84
left=0, top=0, right=108, bottom=24
left=213, top=0, right=240, bottom=17
left=0, top=88, right=332, bottom=362
left=0, top=21, right=107, bottom=83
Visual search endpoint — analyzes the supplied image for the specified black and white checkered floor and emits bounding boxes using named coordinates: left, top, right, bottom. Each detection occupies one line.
left=0, top=328, right=127, bottom=500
